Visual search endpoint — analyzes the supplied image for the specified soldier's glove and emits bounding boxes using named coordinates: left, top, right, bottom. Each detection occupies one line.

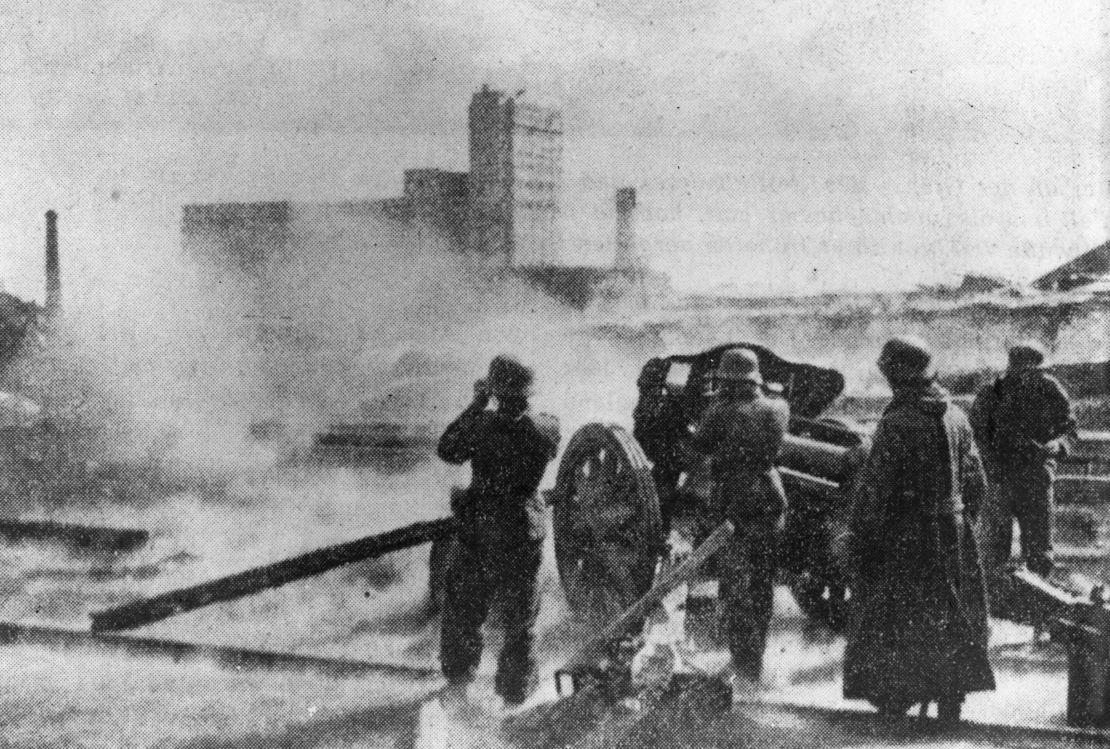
left=471, top=379, right=492, bottom=410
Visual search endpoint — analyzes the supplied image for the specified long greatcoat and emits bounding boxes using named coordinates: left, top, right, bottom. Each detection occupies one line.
left=843, top=382, right=995, bottom=705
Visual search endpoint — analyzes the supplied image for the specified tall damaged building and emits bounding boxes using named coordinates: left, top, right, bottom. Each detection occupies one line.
left=182, top=86, right=562, bottom=272
left=466, top=85, right=563, bottom=266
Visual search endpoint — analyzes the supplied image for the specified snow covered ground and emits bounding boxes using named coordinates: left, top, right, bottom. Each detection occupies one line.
left=0, top=451, right=1089, bottom=748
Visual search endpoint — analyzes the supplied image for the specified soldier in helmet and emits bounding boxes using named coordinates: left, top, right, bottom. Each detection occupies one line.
left=973, top=341, right=1075, bottom=577
left=437, top=355, right=560, bottom=707
left=842, top=336, right=994, bottom=725
left=633, top=357, right=691, bottom=534
left=691, top=348, right=789, bottom=683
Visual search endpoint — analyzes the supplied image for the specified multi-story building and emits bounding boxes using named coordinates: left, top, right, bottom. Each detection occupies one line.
left=179, top=85, right=652, bottom=315
left=466, top=85, right=563, bottom=266
left=181, top=169, right=468, bottom=283
left=402, top=168, right=468, bottom=249
left=181, top=201, right=295, bottom=280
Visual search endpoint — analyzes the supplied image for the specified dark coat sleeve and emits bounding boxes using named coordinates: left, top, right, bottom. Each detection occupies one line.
left=847, top=417, right=907, bottom=568
left=956, top=410, right=988, bottom=520
left=759, top=399, right=790, bottom=463
left=968, top=382, right=999, bottom=473
left=531, top=412, right=562, bottom=460
left=691, top=402, right=724, bottom=455
left=437, top=406, right=484, bottom=464
left=1041, top=375, right=1077, bottom=440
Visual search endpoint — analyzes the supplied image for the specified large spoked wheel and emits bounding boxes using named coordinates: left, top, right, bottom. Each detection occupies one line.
left=551, top=424, right=663, bottom=627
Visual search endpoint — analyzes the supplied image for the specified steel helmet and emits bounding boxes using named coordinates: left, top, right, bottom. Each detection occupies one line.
left=637, top=358, right=670, bottom=388
left=716, top=348, right=763, bottom=385
left=877, top=336, right=934, bottom=385
left=488, top=355, right=534, bottom=398
left=1008, top=340, right=1047, bottom=369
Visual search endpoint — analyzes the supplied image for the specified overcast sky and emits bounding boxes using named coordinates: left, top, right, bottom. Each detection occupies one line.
left=0, top=0, right=1105, bottom=299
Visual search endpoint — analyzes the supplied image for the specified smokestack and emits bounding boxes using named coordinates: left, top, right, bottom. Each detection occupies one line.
left=614, top=187, right=637, bottom=271
left=45, top=210, right=61, bottom=317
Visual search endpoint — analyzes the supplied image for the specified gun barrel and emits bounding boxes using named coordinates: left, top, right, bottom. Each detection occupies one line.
left=780, top=434, right=853, bottom=484
left=779, top=466, right=841, bottom=496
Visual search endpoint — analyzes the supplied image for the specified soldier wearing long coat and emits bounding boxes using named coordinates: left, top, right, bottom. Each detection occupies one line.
left=842, top=337, right=995, bottom=724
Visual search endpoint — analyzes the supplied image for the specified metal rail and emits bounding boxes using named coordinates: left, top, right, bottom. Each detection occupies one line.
left=0, top=620, right=440, bottom=679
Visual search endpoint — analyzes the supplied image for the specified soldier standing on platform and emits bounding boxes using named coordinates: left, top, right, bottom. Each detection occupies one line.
left=437, top=356, right=560, bottom=708
left=973, top=342, right=1075, bottom=577
left=691, top=348, right=789, bottom=684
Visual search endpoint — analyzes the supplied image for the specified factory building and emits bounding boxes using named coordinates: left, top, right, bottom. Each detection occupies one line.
left=181, top=202, right=295, bottom=279
left=181, top=85, right=666, bottom=307
left=403, top=168, right=469, bottom=249
left=465, top=85, right=563, bottom=266
left=183, top=86, right=561, bottom=271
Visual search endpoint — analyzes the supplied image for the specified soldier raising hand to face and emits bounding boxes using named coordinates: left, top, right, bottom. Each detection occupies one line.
left=437, top=356, right=560, bottom=708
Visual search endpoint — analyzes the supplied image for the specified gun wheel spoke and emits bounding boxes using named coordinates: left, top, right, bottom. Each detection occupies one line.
left=552, top=424, right=662, bottom=619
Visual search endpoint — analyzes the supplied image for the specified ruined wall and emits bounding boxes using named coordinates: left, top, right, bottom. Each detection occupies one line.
left=181, top=202, right=294, bottom=280
left=403, top=169, right=468, bottom=249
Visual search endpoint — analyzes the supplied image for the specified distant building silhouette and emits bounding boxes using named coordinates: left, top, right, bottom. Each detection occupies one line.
left=466, top=85, right=563, bottom=266
left=179, top=85, right=667, bottom=309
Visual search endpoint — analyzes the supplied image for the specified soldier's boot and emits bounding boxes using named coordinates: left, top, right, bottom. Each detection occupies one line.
left=938, top=695, right=963, bottom=726
left=437, top=681, right=483, bottom=721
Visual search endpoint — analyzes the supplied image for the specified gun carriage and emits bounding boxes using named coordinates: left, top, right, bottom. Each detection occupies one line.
left=547, top=343, right=870, bottom=632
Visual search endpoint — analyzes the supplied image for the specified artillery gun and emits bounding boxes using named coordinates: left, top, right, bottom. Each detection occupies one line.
left=547, top=343, right=869, bottom=633
left=431, top=341, right=1110, bottom=636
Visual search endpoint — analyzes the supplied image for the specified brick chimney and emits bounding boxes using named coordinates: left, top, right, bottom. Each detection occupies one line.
left=44, top=209, right=61, bottom=317
left=614, top=188, right=637, bottom=271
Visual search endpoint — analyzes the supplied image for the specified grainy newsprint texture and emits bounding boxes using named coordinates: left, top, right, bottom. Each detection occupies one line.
left=0, top=2, right=1108, bottom=747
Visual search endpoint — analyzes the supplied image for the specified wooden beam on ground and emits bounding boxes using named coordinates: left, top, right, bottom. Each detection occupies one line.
left=90, top=517, right=455, bottom=633
left=0, top=519, right=148, bottom=554
left=0, top=620, right=440, bottom=680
